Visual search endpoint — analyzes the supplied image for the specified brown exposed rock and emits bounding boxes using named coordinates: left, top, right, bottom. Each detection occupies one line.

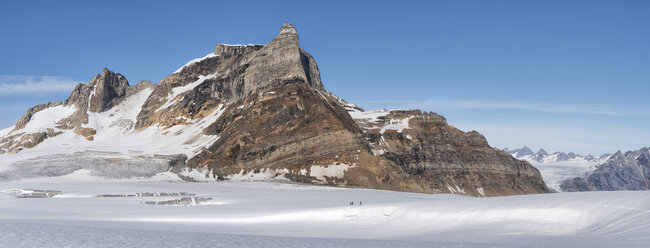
left=362, top=110, right=548, bottom=196
left=188, top=82, right=428, bottom=193
left=135, top=23, right=323, bottom=130
left=186, top=81, right=547, bottom=195
left=74, top=127, right=97, bottom=141
left=242, top=23, right=324, bottom=93
left=65, top=68, right=130, bottom=113
left=1, top=23, right=549, bottom=196
left=181, top=23, right=547, bottom=196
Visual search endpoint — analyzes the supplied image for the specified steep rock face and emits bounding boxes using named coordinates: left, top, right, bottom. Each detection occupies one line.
left=135, top=23, right=323, bottom=130
left=242, top=23, right=324, bottom=93
left=1, top=23, right=549, bottom=196
left=186, top=83, right=427, bottom=192
left=64, top=68, right=130, bottom=112
left=350, top=110, right=547, bottom=196
left=59, top=68, right=145, bottom=139
left=561, top=148, right=650, bottom=191
left=134, top=44, right=262, bottom=129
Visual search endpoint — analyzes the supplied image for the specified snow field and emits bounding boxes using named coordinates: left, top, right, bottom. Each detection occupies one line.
left=0, top=173, right=648, bottom=247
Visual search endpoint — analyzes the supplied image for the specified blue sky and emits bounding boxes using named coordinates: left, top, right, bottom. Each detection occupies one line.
left=1, top=0, right=648, bottom=154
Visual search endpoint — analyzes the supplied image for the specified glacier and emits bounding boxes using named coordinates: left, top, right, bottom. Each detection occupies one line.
left=0, top=172, right=648, bottom=247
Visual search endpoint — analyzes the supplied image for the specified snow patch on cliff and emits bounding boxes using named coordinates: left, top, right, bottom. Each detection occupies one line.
left=174, top=53, right=218, bottom=74
left=20, top=105, right=76, bottom=133
left=348, top=109, right=389, bottom=123
left=157, top=74, right=217, bottom=112
left=380, top=117, right=412, bottom=134
left=226, top=168, right=293, bottom=182
left=310, top=162, right=355, bottom=181
left=178, top=167, right=215, bottom=182
left=84, top=87, right=153, bottom=133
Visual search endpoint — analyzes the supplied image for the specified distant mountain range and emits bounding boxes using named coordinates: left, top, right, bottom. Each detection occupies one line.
left=504, top=146, right=609, bottom=163
left=561, top=147, right=650, bottom=192
left=505, top=146, right=649, bottom=192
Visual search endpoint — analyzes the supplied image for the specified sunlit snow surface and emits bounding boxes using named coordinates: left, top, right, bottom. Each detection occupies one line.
left=1, top=173, right=649, bottom=248
left=0, top=86, right=227, bottom=170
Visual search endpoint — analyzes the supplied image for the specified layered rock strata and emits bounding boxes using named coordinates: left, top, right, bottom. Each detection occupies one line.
left=0, top=23, right=548, bottom=196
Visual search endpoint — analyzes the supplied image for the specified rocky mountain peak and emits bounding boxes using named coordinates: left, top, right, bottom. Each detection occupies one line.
left=64, top=68, right=129, bottom=113
left=611, top=151, right=624, bottom=160
left=280, top=22, right=298, bottom=35
left=89, top=68, right=130, bottom=112
left=512, top=146, right=534, bottom=156
left=241, top=22, right=323, bottom=94
left=1, top=23, right=549, bottom=197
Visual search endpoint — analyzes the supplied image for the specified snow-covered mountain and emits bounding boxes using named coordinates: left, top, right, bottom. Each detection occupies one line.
left=506, top=146, right=650, bottom=192
left=561, top=147, right=650, bottom=191
left=504, top=147, right=610, bottom=191
left=504, top=146, right=606, bottom=163
left=0, top=23, right=548, bottom=197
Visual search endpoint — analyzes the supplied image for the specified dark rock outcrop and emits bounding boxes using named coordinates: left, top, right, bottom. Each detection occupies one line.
left=559, top=177, right=592, bottom=192
left=64, top=68, right=130, bottom=112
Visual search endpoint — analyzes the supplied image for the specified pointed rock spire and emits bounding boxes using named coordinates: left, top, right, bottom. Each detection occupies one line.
left=279, top=22, right=298, bottom=36
left=63, top=68, right=130, bottom=112
left=242, top=23, right=323, bottom=96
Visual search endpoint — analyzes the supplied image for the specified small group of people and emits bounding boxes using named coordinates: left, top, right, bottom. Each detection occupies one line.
left=349, top=201, right=362, bottom=206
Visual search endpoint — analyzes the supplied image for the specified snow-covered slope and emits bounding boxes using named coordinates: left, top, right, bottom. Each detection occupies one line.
left=0, top=174, right=648, bottom=247
left=0, top=85, right=227, bottom=180
left=505, top=147, right=610, bottom=191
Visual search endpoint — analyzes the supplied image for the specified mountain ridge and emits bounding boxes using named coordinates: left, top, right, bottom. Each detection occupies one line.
left=505, top=146, right=650, bottom=192
left=0, top=23, right=548, bottom=197
left=561, top=147, right=650, bottom=192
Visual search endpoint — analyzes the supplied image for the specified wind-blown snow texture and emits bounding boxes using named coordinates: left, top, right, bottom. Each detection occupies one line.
left=0, top=173, right=648, bottom=248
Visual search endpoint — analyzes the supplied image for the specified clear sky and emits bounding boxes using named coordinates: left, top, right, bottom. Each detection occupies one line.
left=1, top=0, right=648, bottom=155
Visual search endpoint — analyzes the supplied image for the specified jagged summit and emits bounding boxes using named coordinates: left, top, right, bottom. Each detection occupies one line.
left=537, top=149, right=548, bottom=156
left=135, top=23, right=324, bottom=129
left=279, top=22, right=298, bottom=35
left=0, top=23, right=548, bottom=197
left=65, top=68, right=130, bottom=113
left=506, top=146, right=534, bottom=157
